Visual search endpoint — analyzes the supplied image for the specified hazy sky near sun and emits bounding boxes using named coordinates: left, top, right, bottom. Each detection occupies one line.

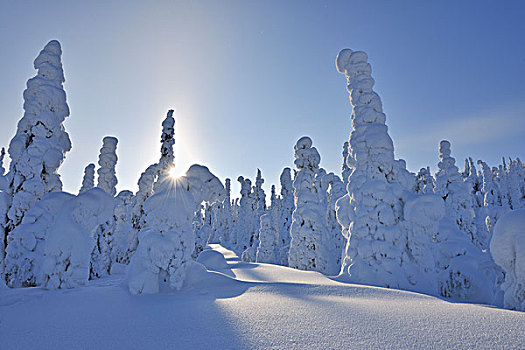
left=0, top=0, right=524, bottom=197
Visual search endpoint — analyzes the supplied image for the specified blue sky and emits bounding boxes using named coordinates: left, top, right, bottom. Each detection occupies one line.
left=0, top=0, right=524, bottom=197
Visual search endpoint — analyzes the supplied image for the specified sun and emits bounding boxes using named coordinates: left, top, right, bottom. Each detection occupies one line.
left=169, top=167, right=181, bottom=179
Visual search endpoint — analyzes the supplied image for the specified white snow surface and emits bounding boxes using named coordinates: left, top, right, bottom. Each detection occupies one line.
left=1, top=243, right=524, bottom=349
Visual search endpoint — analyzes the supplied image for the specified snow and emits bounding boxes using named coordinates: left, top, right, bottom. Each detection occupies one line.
left=1, top=244, right=524, bottom=349
left=490, top=208, right=525, bottom=311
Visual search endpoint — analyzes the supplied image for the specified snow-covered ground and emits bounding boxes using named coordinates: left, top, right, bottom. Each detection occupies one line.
left=1, top=244, right=524, bottom=350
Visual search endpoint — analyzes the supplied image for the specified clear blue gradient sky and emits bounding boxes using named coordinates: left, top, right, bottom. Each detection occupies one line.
left=1, top=0, right=524, bottom=197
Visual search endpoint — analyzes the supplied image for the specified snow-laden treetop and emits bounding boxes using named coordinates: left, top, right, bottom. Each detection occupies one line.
left=294, top=136, right=320, bottom=170
left=336, top=49, right=386, bottom=128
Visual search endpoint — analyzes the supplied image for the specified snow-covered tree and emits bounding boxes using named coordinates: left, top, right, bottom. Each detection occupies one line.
left=127, top=165, right=225, bottom=294
left=4, top=188, right=113, bottom=288
left=133, top=109, right=176, bottom=231
left=5, top=40, right=72, bottom=248
left=132, top=163, right=158, bottom=232
left=335, top=49, right=414, bottom=289
left=278, top=167, right=294, bottom=265
left=111, top=190, right=135, bottom=265
left=505, top=158, right=524, bottom=210
left=325, top=173, right=346, bottom=273
left=434, top=140, right=480, bottom=247
left=96, top=136, right=118, bottom=196
left=79, top=163, right=95, bottom=194
left=242, top=169, right=266, bottom=261
left=415, top=167, right=434, bottom=194
left=402, top=194, right=445, bottom=294
left=194, top=202, right=214, bottom=259
left=211, top=178, right=234, bottom=248
left=88, top=137, right=119, bottom=278
left=235, top=175, right=255, bottom=255
left=153, top=109, right=175, bottom=191
left=463, top=157, right=483, bottom=206
left=288, top=136, right=332, bottom=273
left=490, top=208, right=525, bottom=311
left=256, top=185, right=280, bottom=264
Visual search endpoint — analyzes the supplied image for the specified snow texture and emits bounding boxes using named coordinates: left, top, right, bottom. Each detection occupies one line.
left=490, top=208, right=525, bottom=311
left=128, top=164, right=225, bottom=294
left=96, top=136, right=118, bottom=196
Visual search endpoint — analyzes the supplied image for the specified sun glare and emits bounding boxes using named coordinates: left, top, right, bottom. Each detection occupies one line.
left=169, top=167, right=181, bottom=179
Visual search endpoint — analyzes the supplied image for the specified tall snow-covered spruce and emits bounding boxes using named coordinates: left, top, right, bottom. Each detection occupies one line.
left=335, top=49, right=414, bottom=289
left=5, top=40, right=71, bottom=248
left=288, top=136, right=332, bottom=273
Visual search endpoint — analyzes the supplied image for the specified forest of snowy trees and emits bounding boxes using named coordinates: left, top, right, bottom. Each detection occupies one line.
left=1, top=41, right=524, bottom=311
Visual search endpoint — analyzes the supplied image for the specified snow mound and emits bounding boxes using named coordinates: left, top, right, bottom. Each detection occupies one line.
left=197, top=248, right=230, bottom=270
left=490, top=208, right=525, bottom=310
